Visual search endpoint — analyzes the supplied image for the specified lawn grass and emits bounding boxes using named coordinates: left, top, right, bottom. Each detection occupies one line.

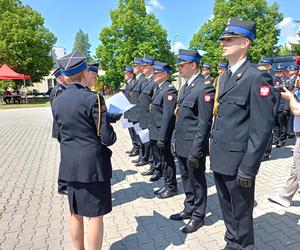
left=0, top=97, right=50, bottom=110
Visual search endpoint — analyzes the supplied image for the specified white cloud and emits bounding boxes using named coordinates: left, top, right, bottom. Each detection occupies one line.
left=146, top=0, right=164, bottom=13
left=171, top=42, right=186, bottom=55
left=279, top=17, right=300, bottom=45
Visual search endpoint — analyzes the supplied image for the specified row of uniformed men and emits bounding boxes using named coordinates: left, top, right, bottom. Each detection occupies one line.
left=124, top=18, right=278, bottom=249
left=123, top=51, right=215, bottom=235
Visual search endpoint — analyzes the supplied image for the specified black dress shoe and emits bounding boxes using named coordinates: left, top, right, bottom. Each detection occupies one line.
left=156, top=189, right=177, bottom=199
left=149, top=174, right=162, bottom=182
left=276, top=142, right=285, bottom=148
left=141, top=169, right=154, bottom=176
left=128, top=151, right=139, bottom=157
left=181, top=218, right=204, bottom=234
left=262, top=154, right=270, bottom=161
left=170, top=211, right=192, bottom=221
left=126, top=148, right=134, bottom=154
left=135, top=160, right=148, bottom=167
left=131, top=159, right=140, bottom=164
left=58, top=188, right=68, bottom=195
left=154, top=187, right=166, bottom=194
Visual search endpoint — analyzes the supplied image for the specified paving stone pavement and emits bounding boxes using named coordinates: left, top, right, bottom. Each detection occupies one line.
left=0, top=107, right=300, bottom=250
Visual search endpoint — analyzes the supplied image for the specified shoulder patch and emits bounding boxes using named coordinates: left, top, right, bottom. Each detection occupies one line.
left=259, top=85, right=270, bottom=97
left=204, top=93, right=212, bottom=102
left=167, top=94, right=173, bottom=101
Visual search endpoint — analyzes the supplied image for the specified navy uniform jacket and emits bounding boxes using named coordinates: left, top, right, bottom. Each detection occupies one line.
left=52, top=83, right=116, bottom=183
left=128, top=75, right=146, bottom=123
left=175, top=74, right=215, bottom=158
left=204, top=75, right=214, bottom=85
left=50, top=83, right=66, bottom=141
left=149, top=80, right=177, bottom=141
left=278, top=76, right=290, bottom=112
left=210, top=60, right=276, bottom=177
left=123, top=78, right=134, bottom=119
left=139, top=75, right=157, bottom=129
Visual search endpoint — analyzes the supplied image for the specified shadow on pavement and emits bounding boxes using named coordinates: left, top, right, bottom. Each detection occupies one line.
left=110, top=210, right=187, bottom=249
left=111, top=169, right=138, bottom=186
left=253, top=211, right=300, bottom=249
left=270, top=147, right=293, bottom=160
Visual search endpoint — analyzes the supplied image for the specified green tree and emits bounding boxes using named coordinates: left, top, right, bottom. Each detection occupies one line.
left=290, top=20, right=300, bottom=55
left=277, top=44, right=292, bottom=56
left=96, top=0, right=175, bottom=90
left=73, top=29, right=91, bottom=62
left=0, top=0, right=56, bottom=82
left=190, top=0, right=283, bottom=74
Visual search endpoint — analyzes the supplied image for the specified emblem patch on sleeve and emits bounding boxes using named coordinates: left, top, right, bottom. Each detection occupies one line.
left=100, top=105, right=107, bottom=112
left=167, top=94, right=173, bottom=101
left=259, top=86, right=270, bottom=97
left=204, top=94, right=211, bottom=102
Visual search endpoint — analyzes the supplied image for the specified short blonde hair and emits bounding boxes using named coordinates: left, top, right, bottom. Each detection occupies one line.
left=64, top=71, right=85, bottom=84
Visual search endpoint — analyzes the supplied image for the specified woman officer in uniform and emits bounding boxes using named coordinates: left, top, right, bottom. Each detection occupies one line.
left=52, top=51, right=116, bottom=250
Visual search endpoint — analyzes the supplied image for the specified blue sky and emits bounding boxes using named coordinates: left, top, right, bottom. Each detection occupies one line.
left=21, top=0, right=300, bottom=55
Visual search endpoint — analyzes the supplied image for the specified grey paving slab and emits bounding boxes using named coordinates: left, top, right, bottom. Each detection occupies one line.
left=0, top=107, right=299, bottom=250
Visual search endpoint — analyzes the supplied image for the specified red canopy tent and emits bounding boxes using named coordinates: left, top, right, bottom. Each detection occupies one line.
left=0, top=64, right=31, bottom=80
left=0, top=64, right=31, bottom=103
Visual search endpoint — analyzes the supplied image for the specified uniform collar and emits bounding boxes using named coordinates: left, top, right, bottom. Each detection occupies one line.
left=230, top=57, right=247, bottom=75
left=187, top=72, right=200, bottom=86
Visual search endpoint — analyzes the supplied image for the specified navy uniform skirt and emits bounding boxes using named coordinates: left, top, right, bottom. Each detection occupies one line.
left=67, top=181, right=112, bottom=217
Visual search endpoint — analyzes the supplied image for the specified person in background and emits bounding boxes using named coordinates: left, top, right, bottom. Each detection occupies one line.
left=49, top=68, right=68, bottom=195
left=3, top=87, right=11, bottom=104
left=149, top=61, right=178, bottom=199
left=123, top=66, right=139, bottom=156
left=217, top=62, right=228, bottom=75
left=273, top=66, right=290, bottom=148
left=268, top=85, right=300, bottom=208
left=201, top=64, right=214, bottom=85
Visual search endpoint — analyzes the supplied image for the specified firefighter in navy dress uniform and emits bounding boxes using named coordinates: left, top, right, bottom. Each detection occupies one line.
left=170, top=49, right=215, bottom=234
left=49, top=68, right=68, bottom=195
left=201, top=63, right=214, bottom=85
left=210, top=19, right=276, bottom=249
left=149, top=61, right=178, bottom=198
left=123, top=66, right=139, bottom=155
left=128, top=58, right=146, bottom=163
left=52, top=51, right=116, bottom=250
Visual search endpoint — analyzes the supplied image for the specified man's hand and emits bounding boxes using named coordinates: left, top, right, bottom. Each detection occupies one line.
left=187, top=155, right=199, bottom=168
left=157, top=140, right=166, bottom=149
left=237, top=169, right=253, bottom=188
left=281, top=87, right=294, bottom=101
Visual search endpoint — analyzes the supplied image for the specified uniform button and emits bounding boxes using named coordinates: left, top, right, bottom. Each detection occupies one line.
left=218, top=114, right=221, bottom=118
left=220, top=100, right=223, bottom=104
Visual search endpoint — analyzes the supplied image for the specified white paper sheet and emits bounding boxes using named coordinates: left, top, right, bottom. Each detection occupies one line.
left=105, top=92, right=135, bottom=114
left=121, top=118, right=133, bottom=128
left=138, top=129, right=150, bottom=143
left=133, top=123, right=142, bottom=133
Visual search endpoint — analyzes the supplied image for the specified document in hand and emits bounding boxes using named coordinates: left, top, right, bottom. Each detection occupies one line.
left=121, top=117, right=133, bottom=128
left=138, top=129, right=150, bottom=143
left=105, top=92, right=135, bottom=114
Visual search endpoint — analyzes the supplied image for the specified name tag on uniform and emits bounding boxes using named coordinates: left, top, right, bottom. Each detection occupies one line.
left=259, top=86, right=270, bottom=97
